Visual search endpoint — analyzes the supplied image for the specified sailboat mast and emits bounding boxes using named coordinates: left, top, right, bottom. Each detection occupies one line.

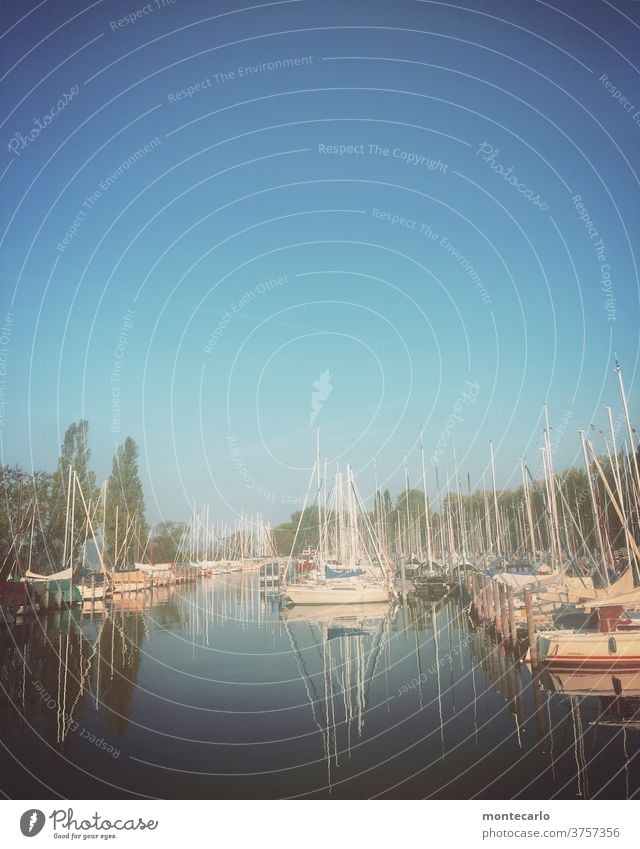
left=543, top=405, right=563, bottom=569
left=615, top=357, right=640, bottom=498
left=403, top=458, right=411, bottom=560
left=490, top=441, right=501, bottom=555
left=521, top=459, right=536, bottom=562
left=420, top=432, right=434, bottom=565
left=453, top=443, right=466, bottom=564
left=482, top=472, right=492, bottom=553
left=62, top=465, right=73, bottom=574
left=579, top=430, right=610, bottom=585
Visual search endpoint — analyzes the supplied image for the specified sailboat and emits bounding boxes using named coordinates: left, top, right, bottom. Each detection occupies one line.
left=20, top=467, right=83, bottom=607
left=134, top=561, right=174, bottom=585
left=285, top=580, right=392, bottom=605
left=534, top=585, right=640, bottom=670
left=284, top=464, right=395, bottom=605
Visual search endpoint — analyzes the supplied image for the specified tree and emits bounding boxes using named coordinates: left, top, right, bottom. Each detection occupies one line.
left=105, top=437, right=148, bottom=568
left=44, top=420, right=98, bottom=568
left=0, top=465, right=27, bottom=578
left=147, top=521, right=186, bottom=563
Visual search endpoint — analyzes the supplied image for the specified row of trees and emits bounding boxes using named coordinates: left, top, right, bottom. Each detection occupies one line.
left=3, top=422, right=638, bottom=572
left=271, top=448, right=640, bottom=562
left=0, top=420, right=151, bottom=578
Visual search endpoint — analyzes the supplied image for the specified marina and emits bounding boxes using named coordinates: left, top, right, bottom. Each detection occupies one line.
left=1, top=567, right=640, bottom=799
left=1, top=0, right=639, bottom=818
left=2, top=364, right=640, bottom=800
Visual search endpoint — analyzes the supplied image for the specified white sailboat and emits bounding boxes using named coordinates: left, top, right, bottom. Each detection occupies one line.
left=285, top=581, right=392, bottom=605
left=533, top=576, right=640, bottom=669
left=284, top=463, right=395, bottom=605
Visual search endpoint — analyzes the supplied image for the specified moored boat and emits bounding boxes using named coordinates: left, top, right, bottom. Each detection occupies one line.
left=285, top=579, right=392, bottom=605
left=106, top=569, right=149, bottom=593
left=135, top=562, right=174, bottom=585
left=0, top=580, right=39, bottom=615
left=296, top=548, right=317, bottom=571
left=76, top=580, right=110, bottom=602
left=535, top=604, right=640, bottom=669
left=30, top=579, right=82, bottom=608
left=259, top=561, right=281, bottom=588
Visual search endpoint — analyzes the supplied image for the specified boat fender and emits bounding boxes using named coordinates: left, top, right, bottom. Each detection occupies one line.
left=608, top=636, right=617, bottom=654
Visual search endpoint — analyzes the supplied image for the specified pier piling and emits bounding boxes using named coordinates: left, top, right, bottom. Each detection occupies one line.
left=492, top=579, right=501, bottom=633
left=507, top=586, right=517, bottom=648
left=524, top=588, right=538, bottom=667
left=498, top=582, right=507, bottom=639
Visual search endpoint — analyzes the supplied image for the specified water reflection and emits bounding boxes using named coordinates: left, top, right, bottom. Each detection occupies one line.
left=1, top=576, right=639, bottom=798
left=0, top=608, right=145, bottom=745
left=468, top=622, right=640, bottom=799
left=281, top=602, right=395, bottom=791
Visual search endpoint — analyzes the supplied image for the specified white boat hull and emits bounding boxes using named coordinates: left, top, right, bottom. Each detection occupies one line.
left=282, top=601, right=394, bottom=624
left=285, top=583, right=392, bottom=605
left=537, top=629, right=640, bottom=668
left=111, top=581, right=149, bottom=593
left=78, top=584, right=108, bottom=601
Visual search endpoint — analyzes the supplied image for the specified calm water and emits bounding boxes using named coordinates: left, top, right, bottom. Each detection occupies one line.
left=1, top=574, right=639, bottom=799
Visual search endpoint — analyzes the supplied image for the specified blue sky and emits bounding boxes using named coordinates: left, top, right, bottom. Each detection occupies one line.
left=1, top=0, right=639, bottom=524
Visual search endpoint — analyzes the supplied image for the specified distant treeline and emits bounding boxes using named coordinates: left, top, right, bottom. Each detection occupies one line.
left=271, top=449, right=640, bottom=560
left=2, top=421, right=638, bottom=572
left=0, top=420, right=159, bottom=578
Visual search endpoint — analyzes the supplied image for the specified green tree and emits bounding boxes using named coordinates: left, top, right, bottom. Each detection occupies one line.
left=148, top=521, right=186, bottom=563
left=105, top=437, right=148, bottom=568
left=45, top=420, right=98, bottom=567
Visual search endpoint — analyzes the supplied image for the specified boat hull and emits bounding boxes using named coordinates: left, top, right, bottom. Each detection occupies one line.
left=537, top=629, right=640, bottom=669
left=111, top=581, right=148, bottom=594
left=282, top=601, right=394, bottom=624
left=78, top=584, right=109, bottom=601
left=285, top=584, right=391, bottom=605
